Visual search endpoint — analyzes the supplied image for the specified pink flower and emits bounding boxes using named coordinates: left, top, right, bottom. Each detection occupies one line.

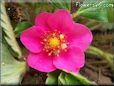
left=20, top=9, right=93, bottom=73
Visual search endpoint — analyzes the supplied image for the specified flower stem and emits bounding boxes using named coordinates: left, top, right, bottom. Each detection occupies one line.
left=86, top=46, right=114, bottom=71
left=72, top=12, right=79, bottom=18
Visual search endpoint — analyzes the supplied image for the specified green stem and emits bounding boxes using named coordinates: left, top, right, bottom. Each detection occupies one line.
left=86, top=46, right=114, bottom=71
left=72, top=11, right=80, bottom=18
left=72, top=8, right=88, bottom=18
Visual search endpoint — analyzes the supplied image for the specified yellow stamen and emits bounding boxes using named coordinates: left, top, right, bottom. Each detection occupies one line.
left=49, top=37, right=60, bottom=48
left=60, top=34, right=64, bottom=39
left=42, top=31, right=68, bottom=56
left=61, top=43, right=67, bottom=49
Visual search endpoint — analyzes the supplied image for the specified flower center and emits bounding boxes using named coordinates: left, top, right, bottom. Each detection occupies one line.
left=41, top=31, right=68, bottom=56
left=48, top=37, right=60, bottom=48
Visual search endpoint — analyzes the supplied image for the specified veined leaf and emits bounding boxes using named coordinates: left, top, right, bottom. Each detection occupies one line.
left=0, top=3, right=22, bottom=59
left=50, top=0, right=71, bottom=11
left=1, top=42, right=26, bottom=84
left=46, top=71, right=95, bottom=85
left=73, top=0, right=114, bottom=22
left=58, top=72, right=95, bottom=85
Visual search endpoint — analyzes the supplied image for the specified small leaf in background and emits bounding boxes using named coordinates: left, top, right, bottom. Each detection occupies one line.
left=1, top=3, right=22, bottom=59
left=73, top=0, right=114, bottom=22
left=1, top=43, right=26, bottom=84
left=50, top=0, right=71, bottom=11
left=85, top=19, right=114, bottom=30
left=15, top=21, right=32, bottom=38
left=34, top=3, right=54, bottom=14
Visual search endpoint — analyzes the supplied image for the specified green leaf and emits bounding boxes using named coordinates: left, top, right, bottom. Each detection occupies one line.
left=73, top=0, right=114, bottom=22
left=101, top=22, right=114, bottom=30
left=15, top=21, right=32, bottom=37
left=58, top=72, right=94, bottom=85
left=1, top=42, right=26, bottom=84
left=34, top=3, right=54, bottom=14
left=50, top=0, right=71, bottom=11
left=46, top=71, right=95, bottom=85
left=46, top=70, right=61, bottom=85
left=19, top=2, right=54, bottom=24
left=1, top=3, right=22, bottom=59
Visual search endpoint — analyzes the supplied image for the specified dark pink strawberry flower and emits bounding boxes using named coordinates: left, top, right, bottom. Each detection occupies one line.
left=20, top=9, right=93, bottom=73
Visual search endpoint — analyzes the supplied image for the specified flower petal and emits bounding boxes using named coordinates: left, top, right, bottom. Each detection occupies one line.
left=35, top=12, right=51, bottom=28
left=47, top=9, right=73, bottom=31
left=67, top=23, right=93, bottom=52
left=27, top=52, right=56, bottom=72
left=53, top=47, right=85, bottom=73
left=20, top=26, right=44, bottom=53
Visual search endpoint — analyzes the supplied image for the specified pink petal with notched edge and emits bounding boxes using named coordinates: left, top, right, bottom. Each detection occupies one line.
left=27, top=52, right=56, bottom=72
left=20, top=26, right=45, bottom=53
left=35, top=12, right=51, bottom=29
left=47, top=9, right=74, bottom=31
left=53, top=47, right=85, bottom=73
left=66, top=23, right=93, bottom=52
